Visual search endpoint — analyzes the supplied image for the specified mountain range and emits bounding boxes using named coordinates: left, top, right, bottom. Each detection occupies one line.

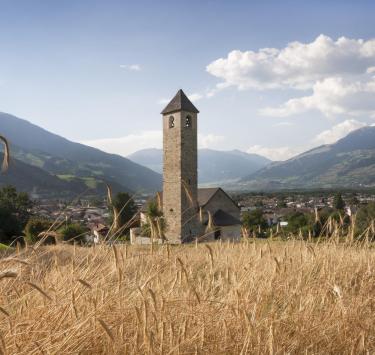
left=127, top=148, right=271, bottom=184
left=0, top=112, right=162, bottom=198
left=240, top=126, right=375, bottom=190
left=2, top=111, right=375, bottom=197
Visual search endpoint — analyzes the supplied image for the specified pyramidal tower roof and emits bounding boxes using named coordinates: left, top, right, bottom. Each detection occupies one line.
left=161, top=89, right=199, bottom=115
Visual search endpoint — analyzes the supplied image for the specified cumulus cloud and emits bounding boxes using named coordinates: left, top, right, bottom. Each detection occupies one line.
left=198, top=133, right=225, bottom=148
left=247, top=145, right=304, bottom=161
left=158, top=98, right=169, bottom=105
left=260, top=77, right=375, bottom=118
left=82, top=131, right=225, bottom=156
left=273, top=121, right=293, bottom=127
left=82, top=131, right=162, bottom=156
left=207, top=34, right=375, bottom=118
left=207, top=34, right=375, bottom=90
left=120, top=64, right=142, bottom=71
left=314, top=119, right=367, bottom=145
left=188, top=93, right=204, bottom=102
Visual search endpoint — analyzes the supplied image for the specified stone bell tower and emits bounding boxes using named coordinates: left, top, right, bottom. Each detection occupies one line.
left=161, top=89, right=200, bottom=243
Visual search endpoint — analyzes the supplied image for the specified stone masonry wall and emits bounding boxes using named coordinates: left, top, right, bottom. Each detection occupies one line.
left=162, top=110, right=201, bottom=243
left=204, top=189, right=241, bottom=220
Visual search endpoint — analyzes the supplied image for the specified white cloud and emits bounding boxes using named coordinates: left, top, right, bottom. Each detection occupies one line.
left=198, top=133, right=225, bottom=148
left=247, top=120, right=374, bottom=161
left=260, top=77, right=375, bottom=118
left=82, top=131, right=162, bottom=156
left=314, top=119, right=367, bottom=145
left=188, top=93, right=204, bottom=102
left=82, top=131, right=225, bottom=156
left=247, top=145, right=304, bottom=161
left=207, top=35, right=375, bottom=118
left=206, top=34, right=375, bottom=90
left=273, top=121, right=293, bottom=127
left=120, top=64, right=141, bottom=71
left=158, top=98, right=169, bottom=105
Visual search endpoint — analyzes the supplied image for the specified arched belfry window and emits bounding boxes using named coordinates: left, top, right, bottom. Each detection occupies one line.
left=169, top=116, right=175, bottom=128
left=185, top=115, right=192, bottom=128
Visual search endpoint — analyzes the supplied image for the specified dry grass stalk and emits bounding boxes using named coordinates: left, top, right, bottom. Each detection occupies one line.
left=77, top=278, right=92, bottom=289
left=26, top=282, right=52, bottom=301
left=0, top=270, right=17, bottom=280
left=0, top=307, right=9, bottom=317
left=0, top=239, right=374, bottom=353
left=106, top=183, right=120, bottom=232
left=98, top=318, right=115, bottom=343
left=0, top=135, right=10, bottom=173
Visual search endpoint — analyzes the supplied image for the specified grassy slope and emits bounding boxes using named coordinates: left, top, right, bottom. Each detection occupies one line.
left=241, top=126, right=375, bottom=190
left=0, top=156, right=126, bottom=198
left=0, top=240, right=374, bottom=353
left=0, top=112, right=162, bottom=192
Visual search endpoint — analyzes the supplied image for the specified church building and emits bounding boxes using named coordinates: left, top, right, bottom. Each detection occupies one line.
left=135, top=89, right=241, bottom=244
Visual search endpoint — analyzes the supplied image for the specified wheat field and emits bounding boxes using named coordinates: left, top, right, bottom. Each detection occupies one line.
left=0, top=239, right=374, bottom=354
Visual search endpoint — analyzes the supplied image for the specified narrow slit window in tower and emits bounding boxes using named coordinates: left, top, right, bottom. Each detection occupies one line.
left=185, top=115, right=192, bottom=128
left=169, top=116, right=175, bottom=128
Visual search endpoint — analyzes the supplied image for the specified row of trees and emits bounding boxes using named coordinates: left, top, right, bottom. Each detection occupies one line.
left=0, top=183, right=138, bottom=245
left=242, top=197, right=375, bottom=239
left=0, top=186, right=32, bottom=244
left=1, top=180, right=374, bottom=245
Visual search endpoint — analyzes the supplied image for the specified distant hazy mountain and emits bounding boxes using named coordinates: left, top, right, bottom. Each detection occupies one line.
left=128, top=148, right=271, bottom=184
left=0, top=112, right=162, bottom=197
left=241, top=126, right=375, bottom=190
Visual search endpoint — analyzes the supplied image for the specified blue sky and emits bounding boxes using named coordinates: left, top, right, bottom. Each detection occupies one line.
left=1, top=0, right=375, bottom=160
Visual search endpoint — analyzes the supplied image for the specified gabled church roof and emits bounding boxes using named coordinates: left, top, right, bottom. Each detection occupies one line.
left=141, top=187, right=239, bottom=212
left=161, top=89, right=199, bottom=115
left=197, top=188, right=221, bottom=207
left=211, top=209, right=241, bottom=226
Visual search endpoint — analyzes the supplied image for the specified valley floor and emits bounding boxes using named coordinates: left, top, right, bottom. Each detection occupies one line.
left=0, top=239, right=374, bottom=354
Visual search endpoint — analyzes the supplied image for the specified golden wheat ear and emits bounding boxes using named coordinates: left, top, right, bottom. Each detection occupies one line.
left=205, top=211, right=215, bottom=234
left=106, top=183, right=120, bottom=231
left=0, top=135, right=10, bottom=172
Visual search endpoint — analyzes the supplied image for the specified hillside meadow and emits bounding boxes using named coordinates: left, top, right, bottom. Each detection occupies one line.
left=0, top=238, right=374, bottom=354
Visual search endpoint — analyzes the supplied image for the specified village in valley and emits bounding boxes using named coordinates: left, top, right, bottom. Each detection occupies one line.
left=1, top=1, right=375, bottom=353
left=21, top=89, right=375, bottom=245
left=30, top=189, right=375, bottom=243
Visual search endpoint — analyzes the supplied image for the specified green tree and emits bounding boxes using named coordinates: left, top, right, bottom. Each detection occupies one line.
left=242, top=209, right=268, bottom=236
left=277, top=196, right=287, bottom=208
left=355, top=202, right=375, bottom=238
left=141, top=200, right=166, bottom=240
left=0, top=208, right=21, bottom=243
left=60, top=223, right=88, bottom=244
left=285, top=211, right=311, bottom=234
left=109, top=192, right=138, bottom=234
left=0, top=186, right=32, bottom=243
left=333, top=193, right=346, bottom=211
left=24, top=217, right=52, bottom=244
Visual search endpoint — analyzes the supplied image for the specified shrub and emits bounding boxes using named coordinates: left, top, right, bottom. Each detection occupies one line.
left=242, top=209, right=268, bottom=237
left=0, top=185, right=32, bottom=243
left=60, top=223, right=89, bottom=244
left=355, top=202, right=375, bottom=239
left=285, top=211, right=312, bottom=234
left=108, top=192, right=138, bottom=233
left=24, top=217, right=52, bottom=244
